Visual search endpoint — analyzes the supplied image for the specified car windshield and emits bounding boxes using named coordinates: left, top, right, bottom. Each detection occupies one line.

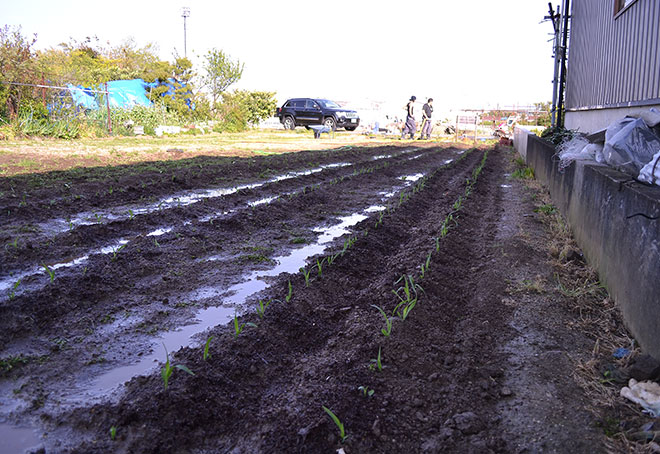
left=316, top=99, right=341, bottom=109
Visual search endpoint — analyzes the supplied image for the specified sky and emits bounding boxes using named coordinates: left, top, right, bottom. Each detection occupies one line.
left=2, top=0, right=557, bottom=112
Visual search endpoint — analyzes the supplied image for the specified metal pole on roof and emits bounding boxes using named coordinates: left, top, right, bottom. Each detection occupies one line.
left=182, top=7, right=190, bottom=59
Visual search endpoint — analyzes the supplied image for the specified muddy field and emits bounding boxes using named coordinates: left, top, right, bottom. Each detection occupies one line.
left=0, top=143, right=631, bottom=453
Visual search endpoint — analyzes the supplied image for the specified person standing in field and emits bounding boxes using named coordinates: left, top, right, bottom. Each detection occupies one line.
left=400, top=96, right=417, bottom=140
left=420, top=98, right=433, bottom=140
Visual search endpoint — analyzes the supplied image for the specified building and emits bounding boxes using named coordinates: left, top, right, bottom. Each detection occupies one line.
left=564, top=0, right=660, bottom=133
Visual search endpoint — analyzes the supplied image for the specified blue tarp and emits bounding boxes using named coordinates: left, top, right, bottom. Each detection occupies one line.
left=65, top=78, right=193, bottom=111
left=66, top=79, right=156, bottom=110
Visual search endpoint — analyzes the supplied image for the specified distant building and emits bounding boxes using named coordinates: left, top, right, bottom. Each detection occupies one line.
left=565, top=0, right=660, bottom=133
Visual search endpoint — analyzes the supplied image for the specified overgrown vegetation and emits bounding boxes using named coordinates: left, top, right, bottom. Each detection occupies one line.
left=0, top=26, right=276, bottom=139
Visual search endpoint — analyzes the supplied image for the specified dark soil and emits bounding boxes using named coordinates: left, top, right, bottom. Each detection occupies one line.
left=0, top=143, right=625, bottom=453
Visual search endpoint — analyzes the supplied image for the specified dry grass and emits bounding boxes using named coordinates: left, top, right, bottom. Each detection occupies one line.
left=520, top=165, right=655, bottom=453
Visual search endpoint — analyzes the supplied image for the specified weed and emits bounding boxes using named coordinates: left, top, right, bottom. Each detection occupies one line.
left=0, top=355, right=29, bottom=373
left=42, top=264, right=55, bottom=282
left=322, top=406, right=347, bottom=443
left=203, top=336, right=214, bottom=361
left=357, top=386, right=375, bottom=397
left=285, top=280, right=293, bottom=303
left=369, top=347, right=383, bottom=371
left=300, top=267, right=311, bottom=287
left=534, top=203, right=557, bottom=215
left=372, top=304, right=393, bottom=337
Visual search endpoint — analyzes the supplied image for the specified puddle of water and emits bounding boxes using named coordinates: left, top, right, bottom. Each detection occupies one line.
left=501, top=184, right=512, bottom=188
left=248, top=196, right=277, bottom=207
left=364, top=205, right=386, bottom=213
left=0, top=239, right=129, bottom=297
left=42, top=163, right=354, bottom=236
left=146, top=227, right=173, bottom=237
left=399, top=173, right=424, bottom=183
left=86, top=212, right=368, bottom=398
left=0, top=423, right=41, bottom=454
left=372, top=154, right=392, bottom=160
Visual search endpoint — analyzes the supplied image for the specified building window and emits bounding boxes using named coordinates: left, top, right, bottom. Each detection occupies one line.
left=614, top=0, right=637, bottom=15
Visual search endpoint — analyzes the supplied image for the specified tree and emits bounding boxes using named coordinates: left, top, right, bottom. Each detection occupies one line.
left=0, top=25, right=39, bottom=119
left=203, top=49, right=244, bottom=114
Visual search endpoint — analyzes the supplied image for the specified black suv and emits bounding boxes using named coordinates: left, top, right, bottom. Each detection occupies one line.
left=275, top=98, right=360, bottom=131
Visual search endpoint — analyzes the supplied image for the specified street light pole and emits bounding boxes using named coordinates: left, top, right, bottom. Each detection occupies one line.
left=182, top=7, right=190, bottom=58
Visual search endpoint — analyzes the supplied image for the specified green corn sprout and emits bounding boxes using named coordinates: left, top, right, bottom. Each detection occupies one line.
left=203, top=336, right=214, bottom=361
left=128, top=209, right=134, bottom=219
left=372, top=305, right=392, bottom=337
left=161, top=344, right=195, bottom=390
left=42, top=264, right=55, bottom=282
left=435, top=236, right=441, bottom=252
left=285, top=280, right=293, bottom=302
left=110, top=426, right=117, bottom=440
left=8, top=279, right=21, bottom=300
left=322, top=406, right=347, bottom=443
left=111, top=244, right=126, bottom=261
left=153, top=238, right=160, bottom=247
left=300, top=267, right=311, bottom=287
left=256, top=299, right=271, bottom=318
left=233, top=312, right=257, bottom=338
left=369, top=346, right=383, bottom=371
left=316, top=257, right=326, bottom=277
left=425, top=252, right=432, bottom=271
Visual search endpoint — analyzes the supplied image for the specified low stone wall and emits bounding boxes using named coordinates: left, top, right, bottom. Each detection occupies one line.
left=522, top=133, right=660, bottom=360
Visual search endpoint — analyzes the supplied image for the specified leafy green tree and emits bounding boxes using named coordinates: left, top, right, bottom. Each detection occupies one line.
left=0, top=25, right=39, bottom=119
left=203, top=49, right=244, bottom=114
left=215, top=90, right=277, bottom=131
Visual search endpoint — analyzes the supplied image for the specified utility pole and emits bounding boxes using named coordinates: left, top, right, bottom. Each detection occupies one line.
left=545, top=3, right=561, bottom=128
left=182, top=7, right=190, bottom=58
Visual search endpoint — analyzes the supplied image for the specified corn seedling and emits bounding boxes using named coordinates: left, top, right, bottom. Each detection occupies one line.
left=8, top=279, right=21, bottom=300
left=161, top=343, right=195, bottom=391
left=372, top=304, right=393, bottom=337
left=111, top=244, right=126, bottom=261
left=233, top=312, right=257, bottom=338
left=392, top=275, right=424, bottom=320
left=322, top=406, right=347, bottom=443
left=153, top=238, right=160, bottom=247
left=369, top=346, right=383, bottom=371
left=316, top=257, right=326, bottom=277
left=110, top=426, right=117, bottom=441
left=358, top=386, right=375, bottom=397
left=435, top=236, right=441, bottom=252
left=203, top=336, right=214, bottom=361
left=256, top=299, right=272, bottom=318
left=128, top=209, right=134, bottom=219
left=300, top=267, right=311, bottom=287
left=42, top=264, right=55, bottom=282
left=285, top=279, right=293, bottom=302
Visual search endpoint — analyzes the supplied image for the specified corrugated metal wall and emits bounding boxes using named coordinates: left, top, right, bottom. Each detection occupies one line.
left=566, top=0, right=660, bottom=110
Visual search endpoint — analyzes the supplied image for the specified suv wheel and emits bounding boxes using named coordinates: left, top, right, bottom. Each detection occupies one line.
left=283, top=116, right=296, bottom=130
left=323, top=117, right=336, bottom=130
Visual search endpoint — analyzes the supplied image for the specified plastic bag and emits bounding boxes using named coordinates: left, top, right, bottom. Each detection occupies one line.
left=621, top=378, right=660, bottom=417
left=556, top=136, right=604, bottom=171
left=638, top=150, right=660, bottom=186
left=603, top=117, right=660, bottom=177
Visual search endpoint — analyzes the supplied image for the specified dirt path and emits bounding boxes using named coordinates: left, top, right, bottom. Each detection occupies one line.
left=0, top=144, right=611, bottom=453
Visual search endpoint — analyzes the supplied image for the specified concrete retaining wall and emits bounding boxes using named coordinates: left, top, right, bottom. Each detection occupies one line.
left=522, top=133, right=660, bottom=360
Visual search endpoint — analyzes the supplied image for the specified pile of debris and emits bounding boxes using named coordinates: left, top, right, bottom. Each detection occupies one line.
left=556, top=108, right=660, bottom=186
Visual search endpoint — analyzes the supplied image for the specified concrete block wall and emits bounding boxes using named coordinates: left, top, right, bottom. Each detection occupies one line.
left=522, top=133, right=660, bottom=360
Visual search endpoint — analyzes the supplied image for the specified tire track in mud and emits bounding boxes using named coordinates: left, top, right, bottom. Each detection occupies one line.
left=49, top=148, right=494, bottom=454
